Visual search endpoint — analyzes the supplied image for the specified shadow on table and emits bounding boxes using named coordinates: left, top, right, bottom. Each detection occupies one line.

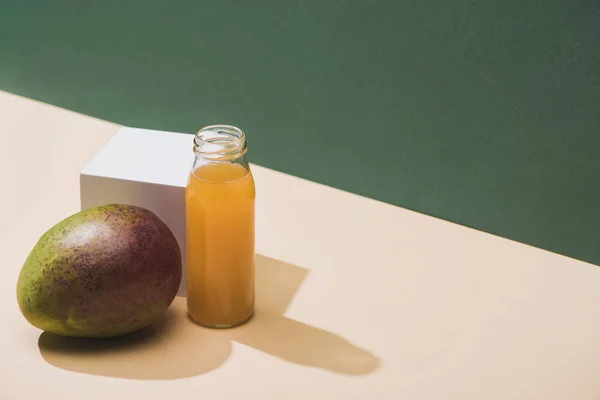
left=38, top=255, right=380, bottom=380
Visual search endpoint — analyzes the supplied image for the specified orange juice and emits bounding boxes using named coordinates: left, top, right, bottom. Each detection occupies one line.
left=186, top=162, right=255, bottom=327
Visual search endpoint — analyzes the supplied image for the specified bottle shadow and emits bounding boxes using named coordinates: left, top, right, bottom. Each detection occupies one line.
left=38, top=255, right=380, bottom=380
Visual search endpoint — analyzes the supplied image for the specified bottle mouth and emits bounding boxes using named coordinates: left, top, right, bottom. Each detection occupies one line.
left=194, top=125, right=247, bottom=160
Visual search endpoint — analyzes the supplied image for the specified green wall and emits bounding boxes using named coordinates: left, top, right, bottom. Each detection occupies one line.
left=2, top=1, right=599, bottom=265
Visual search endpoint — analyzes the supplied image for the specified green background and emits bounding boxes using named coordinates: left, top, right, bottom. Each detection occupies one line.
left=2, top=1, right=599, bottom=265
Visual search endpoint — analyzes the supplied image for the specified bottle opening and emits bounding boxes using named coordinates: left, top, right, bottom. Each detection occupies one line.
left=194, top=125, right=247, bottom=159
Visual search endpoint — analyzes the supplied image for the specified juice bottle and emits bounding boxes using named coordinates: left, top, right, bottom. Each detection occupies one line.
left=186, top=125, right=255, bottom=328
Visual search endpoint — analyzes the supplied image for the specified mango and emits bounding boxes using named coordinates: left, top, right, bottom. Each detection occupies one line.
left=17, top=204, right=182, bottom=337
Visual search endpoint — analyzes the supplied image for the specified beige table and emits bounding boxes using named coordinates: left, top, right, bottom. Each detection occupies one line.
left=2, top=90, right=600, bottom=399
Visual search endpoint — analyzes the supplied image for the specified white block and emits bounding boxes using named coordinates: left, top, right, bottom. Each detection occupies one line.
left=80, top=127, right=194, bottom=295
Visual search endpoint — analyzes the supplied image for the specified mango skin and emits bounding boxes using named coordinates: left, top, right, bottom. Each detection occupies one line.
left=17, top=204, right=182, bottom=338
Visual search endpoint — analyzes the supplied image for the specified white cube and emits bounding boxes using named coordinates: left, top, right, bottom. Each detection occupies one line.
left=80, top=127, right=194, bottom=295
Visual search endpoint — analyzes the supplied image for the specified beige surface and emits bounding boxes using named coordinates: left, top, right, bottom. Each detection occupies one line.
left=2, top=90, right=600, bottom=399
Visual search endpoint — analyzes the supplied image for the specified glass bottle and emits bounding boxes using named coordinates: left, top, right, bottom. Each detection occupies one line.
left=186, top=125, right=255, bottom=328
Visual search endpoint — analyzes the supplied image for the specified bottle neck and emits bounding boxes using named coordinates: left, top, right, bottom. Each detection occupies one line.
left=193, top=125, right=247, bottom=162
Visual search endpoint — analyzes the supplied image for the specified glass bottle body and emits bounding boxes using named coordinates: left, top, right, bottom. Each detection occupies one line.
left=186, top=125, right=255, bottom=328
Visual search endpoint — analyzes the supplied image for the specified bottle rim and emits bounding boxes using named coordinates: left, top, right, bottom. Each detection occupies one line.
left=193, top=125, right=247, bottom=160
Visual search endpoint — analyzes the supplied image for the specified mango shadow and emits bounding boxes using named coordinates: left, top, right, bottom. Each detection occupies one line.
left=38, top=305, right=232, bottom=380
left=38, top=255, right=380, bottom=379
